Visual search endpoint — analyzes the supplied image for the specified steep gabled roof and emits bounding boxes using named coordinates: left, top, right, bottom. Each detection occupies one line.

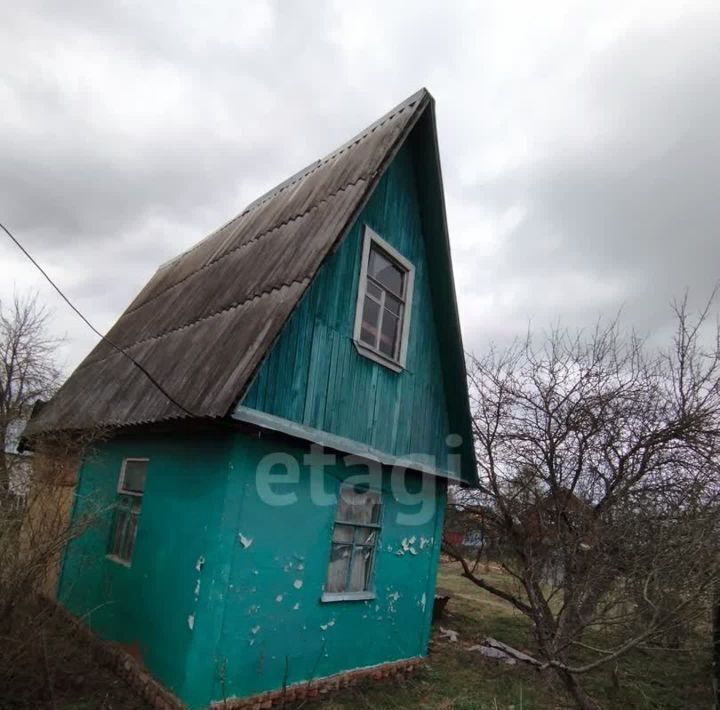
left=27, top=90, right=474, bottom=480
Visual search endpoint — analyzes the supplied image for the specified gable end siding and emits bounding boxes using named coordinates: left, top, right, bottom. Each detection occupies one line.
left=240, top=141, right=457, bottom=476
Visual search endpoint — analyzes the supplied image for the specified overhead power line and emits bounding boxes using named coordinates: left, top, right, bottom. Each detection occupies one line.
left=0, top=220, right=196, bottom=418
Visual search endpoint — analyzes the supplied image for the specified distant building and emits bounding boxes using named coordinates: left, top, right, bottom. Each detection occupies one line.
left=3, top=451, right=31, bottom=509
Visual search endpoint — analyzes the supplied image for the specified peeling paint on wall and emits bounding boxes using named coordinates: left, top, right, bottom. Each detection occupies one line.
left=275, top=594, right=283, bottom=603
left=238, top=533, right=253, bottom=549
left=387, top=590, right=401, bottom=613
left=187, top=614, right=195, bottom=631
left=293, top=579, right=303, bottom=590
left=397, top=538, right=418, bottom=556
left=195, top=556, right=205, bottom=572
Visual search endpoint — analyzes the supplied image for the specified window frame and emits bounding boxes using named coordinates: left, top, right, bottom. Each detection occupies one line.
left=107, top=457, right=148, bottom=567
left=321, top=485, right=383, bottom=603
left=353, top=226, right=415, bottom=372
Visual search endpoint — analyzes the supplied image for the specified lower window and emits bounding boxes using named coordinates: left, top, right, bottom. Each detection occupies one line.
left=324, top=486, right=382, bottom=596
left=108, top=458, right=148, bottom=565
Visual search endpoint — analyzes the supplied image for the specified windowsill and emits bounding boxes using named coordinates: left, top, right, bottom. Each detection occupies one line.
left=106, top=554, right=132, bottom=568
left=321, top=591, right=376, bottom=603
left=352, top=340, right=404, bottom=373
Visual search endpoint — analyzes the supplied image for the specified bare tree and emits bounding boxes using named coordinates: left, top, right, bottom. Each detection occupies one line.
left=445, top=298, right=720, bottom=708
left=0, top=291, right=60, bottom=501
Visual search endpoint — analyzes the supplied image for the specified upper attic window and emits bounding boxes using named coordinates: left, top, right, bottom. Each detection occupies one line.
left=353, top=227, right=415, bottom=371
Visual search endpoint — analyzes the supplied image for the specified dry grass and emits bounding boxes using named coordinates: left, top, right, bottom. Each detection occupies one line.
left=306, top=560, right=714, bottom=710
left=12, top=559, right=712, bottom=709
left=3, top=599, right=147, bottom=710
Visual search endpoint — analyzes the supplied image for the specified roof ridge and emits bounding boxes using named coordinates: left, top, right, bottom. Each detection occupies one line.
left=124, top=176, right=368, bottom=319
left=79, top=277, right=312, bottom=372
left=239, top=90, right=426, bottom=215
left=157, top=89, right=428, bottom=273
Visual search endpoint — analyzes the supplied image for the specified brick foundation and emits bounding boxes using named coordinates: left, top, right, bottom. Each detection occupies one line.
left=45, top=597, right=424, bottom=709
left=209, top=657, right=424, bottom=709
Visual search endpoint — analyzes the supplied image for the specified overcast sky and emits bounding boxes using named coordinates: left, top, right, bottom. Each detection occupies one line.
left=1, top=0, right=719, bottom=373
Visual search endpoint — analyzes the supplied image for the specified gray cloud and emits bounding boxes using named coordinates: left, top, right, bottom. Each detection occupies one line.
left=1, top=0, right=719, bottom=372
left=458, top=4, right=720, bottom=345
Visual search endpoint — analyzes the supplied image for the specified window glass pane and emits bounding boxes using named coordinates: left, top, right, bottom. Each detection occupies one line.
left=326, top=543, right=352, bottom=593
left=121, top=460, right=147, bottom=494
left=332, top=524, right=354, bottom=543
left=360, top=296, right=380, bottom=347
left=348, top=546, right=374, bottom=592
left=109, top=508, right=126, bottom=558
left=124, top=512, right=139, bottom=561
left=354, top=527, right=377, bottom=545
left=108, top=492, right=143, bottom=563
left=337, top=488, right=381, bottom=524
left=366, top=280, right=383, bottom=300
left=369, top=248, right=404, bottom=296
left=378, top=311, right=400, bottom=358
left=385, top=293, right=402, bottom=316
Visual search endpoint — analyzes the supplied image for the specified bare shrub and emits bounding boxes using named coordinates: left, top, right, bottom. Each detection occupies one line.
left=445, top=297, right=720, bottom=708
left=0, top=290, right=115, bottom=706
left=0, top=430, right=108, bottom=708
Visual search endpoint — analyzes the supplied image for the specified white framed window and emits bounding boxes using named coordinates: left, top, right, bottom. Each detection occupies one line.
left=107, top=458, right=148, bottom=566
left=353, top=226, right=415, bottom=371
left=322, top=485, right=383, bottom=602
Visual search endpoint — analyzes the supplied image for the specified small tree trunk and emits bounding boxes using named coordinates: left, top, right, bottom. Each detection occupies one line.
left=556, top=668, right=598, bottom=710
left=0, top=446, right=10, bottom=499
left=713, top=587, right=720, bottom=710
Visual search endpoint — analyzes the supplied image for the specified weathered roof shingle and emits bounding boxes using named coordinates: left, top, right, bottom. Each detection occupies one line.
left=28, top=90, right=431, bottom=433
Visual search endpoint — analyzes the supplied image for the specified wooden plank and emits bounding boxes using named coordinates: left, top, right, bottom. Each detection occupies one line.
left=238, top=139, right=459, bottom=478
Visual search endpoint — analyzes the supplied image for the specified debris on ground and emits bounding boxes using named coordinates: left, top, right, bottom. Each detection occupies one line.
left=468, top=637, right=543, bottom=667
left=438, top=626, right=459, bottom=642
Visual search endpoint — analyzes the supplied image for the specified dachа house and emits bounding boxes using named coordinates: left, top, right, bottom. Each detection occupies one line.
left=26, top=89, right=477, bottom=708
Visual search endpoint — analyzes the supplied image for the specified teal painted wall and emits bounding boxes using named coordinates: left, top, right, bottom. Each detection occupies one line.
left=240, top=141, right=459, bottom=478
left=59, top=428, right=445, bottom=708
left=211, top=430, right=446, bottom=705
left=58, top=431, right=233, bottom=704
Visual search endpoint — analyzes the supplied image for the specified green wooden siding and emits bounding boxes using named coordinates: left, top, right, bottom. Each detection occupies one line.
left=241, top=141, right=460, bottom=478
